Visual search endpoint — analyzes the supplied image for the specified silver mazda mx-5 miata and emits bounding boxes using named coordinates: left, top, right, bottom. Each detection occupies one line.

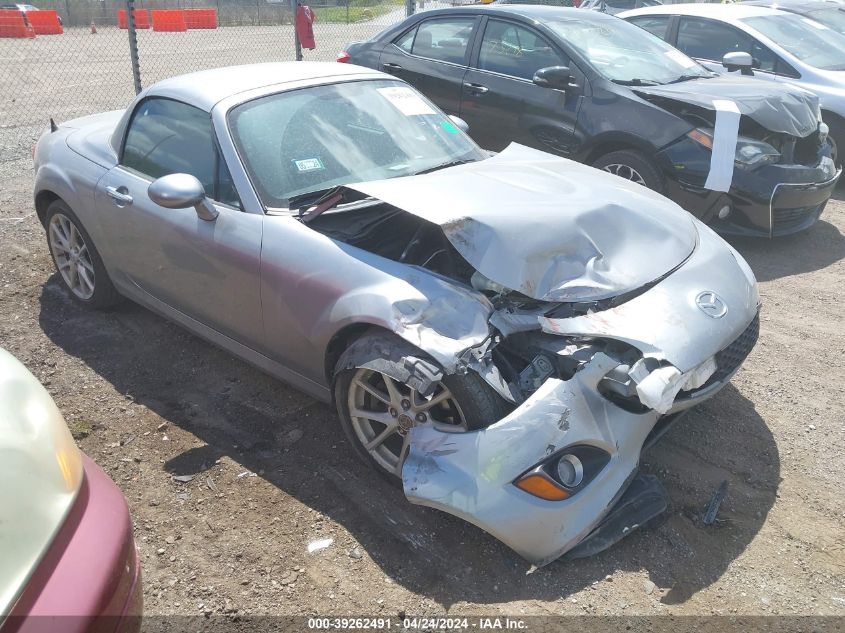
left=33, top=62, right=760, bottom=565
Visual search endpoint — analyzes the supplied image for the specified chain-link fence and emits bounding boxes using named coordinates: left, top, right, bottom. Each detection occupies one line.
left=0, top=0, right=455, bottom=169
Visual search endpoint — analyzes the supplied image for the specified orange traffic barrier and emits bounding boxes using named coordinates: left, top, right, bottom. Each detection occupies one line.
left=184, top=8, right=217, bottom=29
left=0, top=9, right=36, bottom=38
left=27, top=10, right=63, bottom=35
left=117, top=9, right=150, bottom=29
left=151, top=9, right=186, bottom=32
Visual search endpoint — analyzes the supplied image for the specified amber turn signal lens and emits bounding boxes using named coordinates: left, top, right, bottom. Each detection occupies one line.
left=514, top=474, right=570, bottom=501
left=687, top=128, right=714, bottom=150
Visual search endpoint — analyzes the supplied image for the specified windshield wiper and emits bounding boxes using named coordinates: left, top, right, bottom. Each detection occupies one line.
left=611, top=78, right=661, bottom=86
left=667, top=73, right=710, bottom=84
left=413, top=158, right=476, bottom=176
left=289, top=186, right=343, bottom=214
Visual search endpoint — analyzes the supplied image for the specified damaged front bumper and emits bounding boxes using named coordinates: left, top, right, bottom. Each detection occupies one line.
left=658, top=136, right=840, bottom=237
left=402, top=221, right=760, bottom=565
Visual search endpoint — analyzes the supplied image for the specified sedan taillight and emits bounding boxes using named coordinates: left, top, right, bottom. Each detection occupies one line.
left=337, top=51, right=351, bottom=63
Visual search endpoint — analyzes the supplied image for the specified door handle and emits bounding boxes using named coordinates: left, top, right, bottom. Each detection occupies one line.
left=463, top=82, right=489, bottom=94
left=106, top=186, right=133, bottom=205
left=382, top=62, right=403, bottom=71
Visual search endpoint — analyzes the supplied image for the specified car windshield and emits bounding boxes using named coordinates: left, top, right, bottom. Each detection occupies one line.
left=743, top=13, right=845, bottom=70
left=228, top=79, right=485, bottom=209
left=547, top=17, right=710, bottom=84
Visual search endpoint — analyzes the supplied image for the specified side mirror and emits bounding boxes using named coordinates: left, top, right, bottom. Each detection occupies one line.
left=148, top=173, right=218, bottom=221
left=448, top=115, right=469, bottom=133
left=533, top=66, right=573, bottom=91
left=722, top=51, right=754, bottom=76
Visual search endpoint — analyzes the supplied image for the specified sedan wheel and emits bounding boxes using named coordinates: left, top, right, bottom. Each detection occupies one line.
left=49, top=212, right=96, bottom=300
left=600, top=163, right=647, bottom=186
left=592, top=149, right=664, bottom=193
left=347, top=367, right=468, bottom=476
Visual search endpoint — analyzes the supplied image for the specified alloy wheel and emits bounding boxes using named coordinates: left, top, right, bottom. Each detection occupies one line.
left=601, top=163, right=647, bottom=186
left=347, top=368, right=468, bottom=476
left=48, top=212, right=95, bottom=300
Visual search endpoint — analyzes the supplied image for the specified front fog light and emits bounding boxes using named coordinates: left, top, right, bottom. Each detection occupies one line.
left=718, top=204, right=731, bottom=219
left=557, top=454, right=584, bottom=488
left=514, top=445, right=610, bottom=501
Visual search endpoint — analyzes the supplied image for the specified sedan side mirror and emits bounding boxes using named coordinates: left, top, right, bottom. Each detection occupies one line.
left=722, top=51, right=754, bottom=76
left=448, top=115, right=469, bottom=134
left=148, top=173, right=218, bottom=221
left=533, top=66, right=573, bottom=91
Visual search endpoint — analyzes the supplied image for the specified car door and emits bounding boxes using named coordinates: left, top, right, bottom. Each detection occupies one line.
left=459, top=17, right=582, bottom=154
left=96, top=97, right=264, bottom=349
left=378, top=15, right=478, bottom=115
left=674, top=16, right=783, bottom=82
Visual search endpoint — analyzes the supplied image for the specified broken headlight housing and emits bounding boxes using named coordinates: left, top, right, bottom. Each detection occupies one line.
left=687, top=127, right=780, bottom=169
left=514, top=445, right=611, bottom=501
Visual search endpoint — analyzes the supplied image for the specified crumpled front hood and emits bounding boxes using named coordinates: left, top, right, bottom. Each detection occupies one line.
left=347, top=144, right=696, bottom=303
left=633, top=75, right=820, bottom=138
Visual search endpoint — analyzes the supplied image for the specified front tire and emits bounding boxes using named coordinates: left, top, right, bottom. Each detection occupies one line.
left=45, top=199, right=121, bottom=309
left=333, top=333, right=511, bottom=482
left=592, top=149, right=664, bottom=193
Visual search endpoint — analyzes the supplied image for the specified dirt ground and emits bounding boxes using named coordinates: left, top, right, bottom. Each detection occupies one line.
left=1, top=152, right=844, bottom=620
left=0, top=26, right=844, bottom=620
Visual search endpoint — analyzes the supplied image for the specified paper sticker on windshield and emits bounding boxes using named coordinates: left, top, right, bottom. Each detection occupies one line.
left=294, top=158, right=324, bottom=172
left=377, top=86, right=436, bottom=116
left=665, top=49, right=696, bottom=69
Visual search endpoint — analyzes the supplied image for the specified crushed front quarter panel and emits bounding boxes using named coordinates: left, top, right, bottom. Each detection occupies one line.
left=402, top=352, right=661, bottom=566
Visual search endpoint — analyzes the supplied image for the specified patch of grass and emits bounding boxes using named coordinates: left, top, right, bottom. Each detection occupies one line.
left=314, top=0, right=401, bottom=23
left=68, top=418, right=93, bottom=440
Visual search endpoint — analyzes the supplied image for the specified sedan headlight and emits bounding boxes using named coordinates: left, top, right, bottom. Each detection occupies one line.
left=687, top=127, right=780, bottom=169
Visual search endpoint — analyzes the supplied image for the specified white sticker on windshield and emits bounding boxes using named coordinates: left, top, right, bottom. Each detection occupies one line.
left=665, top=49, right=697, bottom=69
left=377, top=86, right=436, bottom=116
left=294, top=158, right=324, bottom=172
left=802, top=17, right=829, bottom=29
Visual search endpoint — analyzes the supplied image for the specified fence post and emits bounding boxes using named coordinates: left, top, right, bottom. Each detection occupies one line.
left=290, top=0, right=302, bottom=61
left=405, top=0, right=414, bottom=18
left=126, top=0, right=142, bottom=94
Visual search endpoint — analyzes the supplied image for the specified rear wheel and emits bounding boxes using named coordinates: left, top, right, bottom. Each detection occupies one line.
left=45, top=200, right=121, bottom=309
left=592, top=149, right=664, bottom=193
left=333, top=333, right=511, bottom=481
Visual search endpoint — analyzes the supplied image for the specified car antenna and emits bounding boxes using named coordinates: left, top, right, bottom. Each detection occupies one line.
left=49, top=118, right=58, bottom=133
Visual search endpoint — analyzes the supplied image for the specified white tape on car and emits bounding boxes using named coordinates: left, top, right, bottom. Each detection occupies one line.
left=704, top=99, right=741, bottom=193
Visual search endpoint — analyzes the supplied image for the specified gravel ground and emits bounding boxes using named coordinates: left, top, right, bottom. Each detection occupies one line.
left=1, top=28, right=844, bottom=624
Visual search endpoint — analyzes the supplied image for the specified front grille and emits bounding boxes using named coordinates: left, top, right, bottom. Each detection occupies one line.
left=709, top=312, right=760, bottom=385
left=773, top=204, right=822, bottom=232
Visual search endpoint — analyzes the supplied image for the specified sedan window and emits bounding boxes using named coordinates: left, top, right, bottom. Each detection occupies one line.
left=478, top=20, right=567, bottom=80
left=677, top=17, right=778, bottom=72
left=228, top=79, right=486, bottom=209
left=394, top=18, right=475, bottom=64
left=627, top=15, right=671, bottom=40
left=743, top=13, right=845, bottom=70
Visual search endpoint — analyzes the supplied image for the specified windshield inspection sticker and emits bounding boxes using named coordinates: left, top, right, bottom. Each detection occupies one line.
left=294, top=158, right=324, bottom=172
left=377, top=86, right=436, bottom=116
left=665, top=49, right=697, bottom=69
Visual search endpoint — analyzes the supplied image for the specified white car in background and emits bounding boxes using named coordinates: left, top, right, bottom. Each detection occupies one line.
left=621, top=3, right=845, bottom=159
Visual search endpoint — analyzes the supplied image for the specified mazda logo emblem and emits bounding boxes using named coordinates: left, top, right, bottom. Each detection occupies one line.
left=696, top=291, right=728, bottom=318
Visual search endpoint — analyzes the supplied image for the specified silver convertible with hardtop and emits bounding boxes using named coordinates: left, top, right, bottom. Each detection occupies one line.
left=33, top=62, right=760, bottom=565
